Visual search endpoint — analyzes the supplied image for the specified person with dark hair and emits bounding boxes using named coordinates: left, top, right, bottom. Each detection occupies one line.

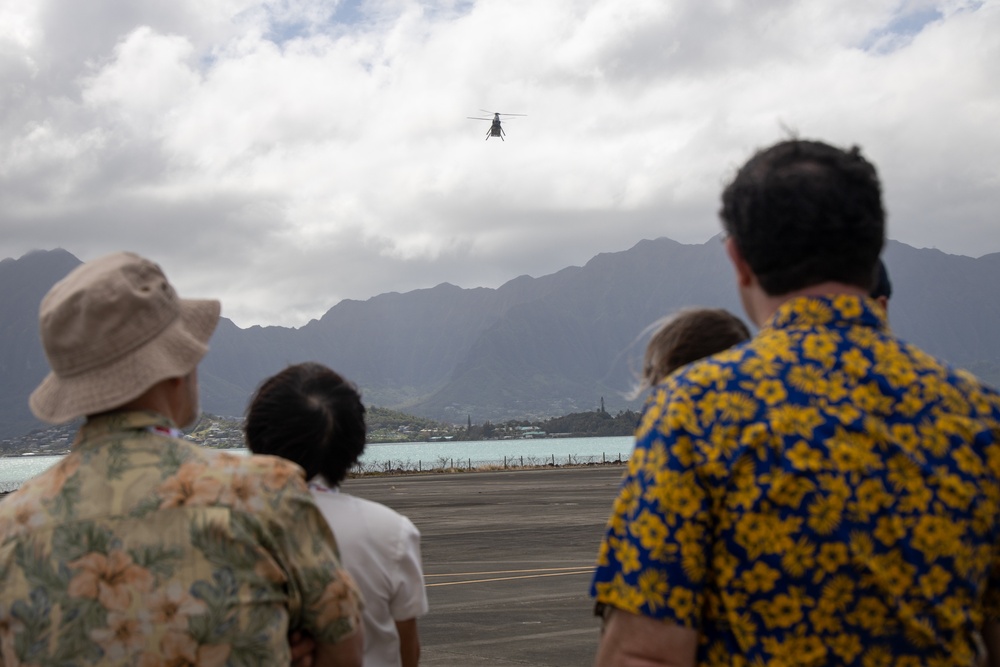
left=0, top=252, right=362, bottom=666
left=632, top=308, right=751, bottom=396
left=718, top=139, right=886, bottom=299
left=591, top=139, right=1000, bottom=666
left=246, top=363, right=429, bottom=667
left=871, top=257, right=892, bottom=310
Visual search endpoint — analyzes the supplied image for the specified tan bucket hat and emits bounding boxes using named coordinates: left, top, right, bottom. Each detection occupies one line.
left=29, top=251, right=221, bottom=424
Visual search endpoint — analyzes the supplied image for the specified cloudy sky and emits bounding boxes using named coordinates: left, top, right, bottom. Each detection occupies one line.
left=1, top=0, right=997, bottom=327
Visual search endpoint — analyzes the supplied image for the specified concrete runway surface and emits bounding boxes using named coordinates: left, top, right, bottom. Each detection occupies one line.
left=341, top=465, right=626, bottom=666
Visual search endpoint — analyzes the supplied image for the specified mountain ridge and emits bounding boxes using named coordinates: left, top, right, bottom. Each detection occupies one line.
left=1, top=239, right=998, bottom=439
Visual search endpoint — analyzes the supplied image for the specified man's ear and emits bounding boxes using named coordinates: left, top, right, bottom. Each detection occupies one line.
left=725, top=237, right=753, bottom=287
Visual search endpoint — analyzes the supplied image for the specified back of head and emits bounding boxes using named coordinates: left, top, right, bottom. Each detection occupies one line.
left=720, top=139, right=885, bottom=296
left=870, top=258, right=892, bottom=300
left=29, top=251, right=220, bottom=424
left=244, top=363, right=367, bottom=484
left=638, top=308, right=751, bottom=392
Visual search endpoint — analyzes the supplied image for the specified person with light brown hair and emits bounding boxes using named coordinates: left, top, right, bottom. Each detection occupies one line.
left=0, top=251, right=362, bottom=667
left=634, top=308, right=751, bottom=395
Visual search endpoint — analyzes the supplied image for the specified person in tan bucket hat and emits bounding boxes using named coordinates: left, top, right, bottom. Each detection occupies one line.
left=0, top=251, right=364, bottom=667
left=29, top=251, right=220, bottom=425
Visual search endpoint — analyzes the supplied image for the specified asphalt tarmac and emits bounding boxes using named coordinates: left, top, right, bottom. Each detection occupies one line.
left=340, top=465, right=627, bottom=667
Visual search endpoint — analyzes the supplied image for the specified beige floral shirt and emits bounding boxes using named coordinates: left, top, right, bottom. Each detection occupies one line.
left=0, top=411, right=361, bottom=666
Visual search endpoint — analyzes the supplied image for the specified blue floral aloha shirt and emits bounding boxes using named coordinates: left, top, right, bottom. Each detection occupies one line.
left=0, top=411, right=362, bottom=667
left=591, top=295, right=1000, bottom=666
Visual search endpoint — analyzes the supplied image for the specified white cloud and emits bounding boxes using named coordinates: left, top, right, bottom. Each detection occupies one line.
left=81, top=27, right=201, bottom=132
left=1, top=0, right=998, bottom=326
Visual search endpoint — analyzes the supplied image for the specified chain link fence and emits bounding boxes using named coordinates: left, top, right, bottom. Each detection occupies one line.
left=350, top=452, right=627, bottom=476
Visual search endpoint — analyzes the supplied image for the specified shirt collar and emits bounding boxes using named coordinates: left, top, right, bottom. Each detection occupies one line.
left=74, top=410, right=180, bottom=449
left=763, top=294, right=888, bottom=333
left=308, top=475, right=341, bottom=494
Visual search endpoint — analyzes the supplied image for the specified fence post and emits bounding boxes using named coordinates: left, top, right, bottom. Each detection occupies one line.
left=551, top=454, right=555, bottom=466
left=468, top=458, right=471, bottom=470
left=504, top=456, right=507, bottom=469
left=520, top=456, right=524, bottom=467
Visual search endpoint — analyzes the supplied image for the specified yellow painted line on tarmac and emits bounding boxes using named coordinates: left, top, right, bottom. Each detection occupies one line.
left=425, top=565, right=594, bottom=578
left=426, top=569, right=594, bottom=587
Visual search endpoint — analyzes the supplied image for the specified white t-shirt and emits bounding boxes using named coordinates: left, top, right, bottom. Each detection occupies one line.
left=309, top=477, right=429, bottom=667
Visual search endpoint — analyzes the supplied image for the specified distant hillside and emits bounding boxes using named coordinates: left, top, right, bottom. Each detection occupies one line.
left=1, top=406, right=633, bottom=455
left=0, top=249, right=84, bottom=438
left=411, top=238, right=743, bottom=421
left=540, top=409, right=641, bottom=438
left=1, top=239, right=999, bottom=439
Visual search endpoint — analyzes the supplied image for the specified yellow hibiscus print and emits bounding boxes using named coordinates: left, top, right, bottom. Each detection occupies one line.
left=667, top=587, right=697, bottom=624
left=739, top=561, right=781, bottom=594
left=802, top=333, right=838, bottom=366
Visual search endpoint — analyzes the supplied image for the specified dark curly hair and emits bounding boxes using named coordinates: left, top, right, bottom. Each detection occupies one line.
left=244, top=362, right=367, bottom=485
left=720, top=139, right=885, bottom=295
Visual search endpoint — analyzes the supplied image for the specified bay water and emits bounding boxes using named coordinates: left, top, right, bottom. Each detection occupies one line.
left=0, top=435, right=634, bottom=492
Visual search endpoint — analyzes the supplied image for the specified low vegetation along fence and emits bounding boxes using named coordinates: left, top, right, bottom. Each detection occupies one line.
left=350, top=452, right=628, bottom=476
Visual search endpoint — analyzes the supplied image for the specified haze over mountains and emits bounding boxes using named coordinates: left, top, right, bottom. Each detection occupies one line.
left=2, top=239, right=999, bottom=440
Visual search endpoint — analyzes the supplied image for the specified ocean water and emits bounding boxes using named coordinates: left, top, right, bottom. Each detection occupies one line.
left=0, top=436, right=634, bottom=492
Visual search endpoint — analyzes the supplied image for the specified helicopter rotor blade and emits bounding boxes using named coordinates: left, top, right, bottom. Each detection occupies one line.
left=466, top=117, right=492, bottom=121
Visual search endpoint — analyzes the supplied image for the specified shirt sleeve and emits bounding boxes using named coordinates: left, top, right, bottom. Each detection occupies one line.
left=389, top=515, right=430, bottom=621
left=980, top=389, right=1000, bottom=617
left=257, top=459, right=364, bottom=644
left=590, top=384, right=714, bottom=628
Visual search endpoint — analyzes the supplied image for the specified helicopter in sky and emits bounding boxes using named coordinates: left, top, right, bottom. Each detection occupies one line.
left=466, top=110, right=527, bottom=141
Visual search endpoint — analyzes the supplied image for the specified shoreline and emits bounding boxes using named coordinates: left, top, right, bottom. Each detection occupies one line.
left=0, top=458, right=629, bottom=498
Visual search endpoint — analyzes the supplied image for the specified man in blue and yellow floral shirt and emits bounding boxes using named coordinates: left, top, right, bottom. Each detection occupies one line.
left=592, top=140, right=1000, bottom=666
left=0, top=252, right=363, bottom=666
